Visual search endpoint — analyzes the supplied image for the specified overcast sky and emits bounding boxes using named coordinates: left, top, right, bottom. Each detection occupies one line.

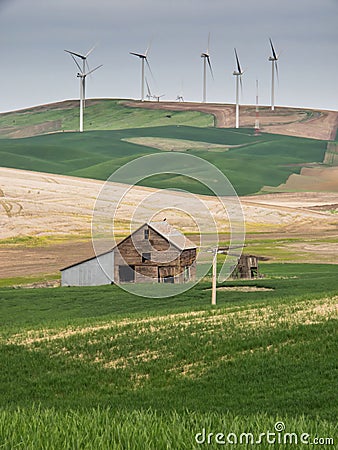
left=0, top=0, right=337, bottom=112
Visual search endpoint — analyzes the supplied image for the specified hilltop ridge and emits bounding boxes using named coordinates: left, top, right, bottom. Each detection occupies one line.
left=0, top=98, right=337, bottom=140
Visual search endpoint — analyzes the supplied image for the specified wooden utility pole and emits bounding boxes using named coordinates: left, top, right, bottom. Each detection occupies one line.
left=211, top=249, right=217, bottom=305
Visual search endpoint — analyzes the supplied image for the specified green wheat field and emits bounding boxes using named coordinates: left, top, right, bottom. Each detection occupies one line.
left=0, top=263, right=337, bottom=449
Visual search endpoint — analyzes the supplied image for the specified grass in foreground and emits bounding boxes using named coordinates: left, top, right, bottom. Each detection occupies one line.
left=0, top=408, right=336, bottom=449
left=0, top=263, right=337, bottom=448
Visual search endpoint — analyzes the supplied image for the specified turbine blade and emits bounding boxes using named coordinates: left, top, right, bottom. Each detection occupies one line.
left=85, top=44, right=97, bottom=58
left=207, top=32, right=210, bottom=54
left=145, top=57, right=155, bottom=81
left=234, top=48, right=242, bottom=74
left=240, top=75, right=243, bottom=96
left=86, top=60, right=91, bottom=77
left=269, top=38, right=277, bottom=60
left=145, top=77, right=152, bottom=96
left=69, top=53, right=83, bottom=73
left=130, top=52, right=144, bottom=58
left=85, top=64, right=103, bottom=76
left=207, top=56, right=214, bottom=80
left=64, top=49, right=86, bottom=60
left=275, top=61, right=279, bottom=85
left=145, top=38, right=153, bottom=57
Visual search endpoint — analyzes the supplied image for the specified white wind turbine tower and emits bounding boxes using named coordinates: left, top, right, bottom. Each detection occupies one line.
left=233, top=48, right=244, bottom=129
left=64, top=47, right=102, bottom=132
left=201, top=33, right=214, bottom=103
left=176, top=81, right=184, bottom=102
left=268, top=38, right=279, bottom=111
left=130, top=41, right=152, bottom=102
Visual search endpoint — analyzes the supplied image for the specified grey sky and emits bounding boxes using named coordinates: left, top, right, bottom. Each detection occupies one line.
left=0, top=0, right=337, bottom=112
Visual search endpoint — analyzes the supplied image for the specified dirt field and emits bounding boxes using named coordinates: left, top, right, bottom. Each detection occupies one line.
left=1, top=167, right=338, bottom=278
left=123, top=101, right=338, bottom=141
left=262, top=166, right=338, bottom=193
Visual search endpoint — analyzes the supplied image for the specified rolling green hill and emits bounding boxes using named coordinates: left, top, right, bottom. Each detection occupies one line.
left=0, top=125, right=327, bottom=196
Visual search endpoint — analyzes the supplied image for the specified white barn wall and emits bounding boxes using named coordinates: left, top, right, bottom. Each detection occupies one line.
left=61, top=251, right=114, bottom=286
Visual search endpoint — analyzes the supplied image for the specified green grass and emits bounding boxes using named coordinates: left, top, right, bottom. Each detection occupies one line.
left=0, top=99, right=213, bottom=136
left=0, top=125, right=327, bottom=195
left=0, top=408, right=335, bottom=449
left=0, top=263, right=337, bottom=448
left=0, top=274, right=59, bottom=288
left=0, top=234, right=92, bottom=248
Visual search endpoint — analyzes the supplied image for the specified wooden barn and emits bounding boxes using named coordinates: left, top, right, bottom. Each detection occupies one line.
left=61, top=221, right=197, bottom=286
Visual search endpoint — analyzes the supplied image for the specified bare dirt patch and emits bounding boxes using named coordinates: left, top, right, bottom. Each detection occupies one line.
left=262, top=166, right=338, bottom=193
left=122, top=137, right=232, bottom=152
left=123, top=101, right=338, bottom=140
left=4, top=120, right=62, bottom=138
left=210, top=286, right=274, bottom=292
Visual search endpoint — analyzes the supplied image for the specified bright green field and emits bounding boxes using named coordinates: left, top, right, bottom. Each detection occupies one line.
left=0, top=99, right=213, bottom=135
left=0, top=263, right=337, bottom=448
left=0, top=125, right=327, bottom=196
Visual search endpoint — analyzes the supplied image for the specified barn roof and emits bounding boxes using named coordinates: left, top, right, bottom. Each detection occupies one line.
left=148, top=221, right=196, bottom=251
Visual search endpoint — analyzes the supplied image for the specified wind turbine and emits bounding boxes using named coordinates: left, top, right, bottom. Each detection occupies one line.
left=130, top=41, right=152, bottom=102
left=201, top=33, right=214, bottom=103
left=268, top=38, right=279, bottom=111
left=145, top=77, right=164, bottom=102
left=64, top=47, right=102, bottom=132
left=233, top=48, right=244, bottom=129
left=153, top=93, right=165, bottom=102
left=176, top=80, right=184, bottom=102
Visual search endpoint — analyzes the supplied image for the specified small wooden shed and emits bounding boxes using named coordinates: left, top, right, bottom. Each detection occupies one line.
left=231, top=254, right=259, bottom=279
left=61, top=221, right=197, bottom=286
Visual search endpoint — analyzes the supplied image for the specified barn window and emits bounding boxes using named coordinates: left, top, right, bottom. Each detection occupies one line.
left=144, top=228, right=149, bottom=240
left=163, top=276, right=174, bottom=283
left=184, top=266, right=190, bottom=282
left=142, top=252, right=151, bottom=262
